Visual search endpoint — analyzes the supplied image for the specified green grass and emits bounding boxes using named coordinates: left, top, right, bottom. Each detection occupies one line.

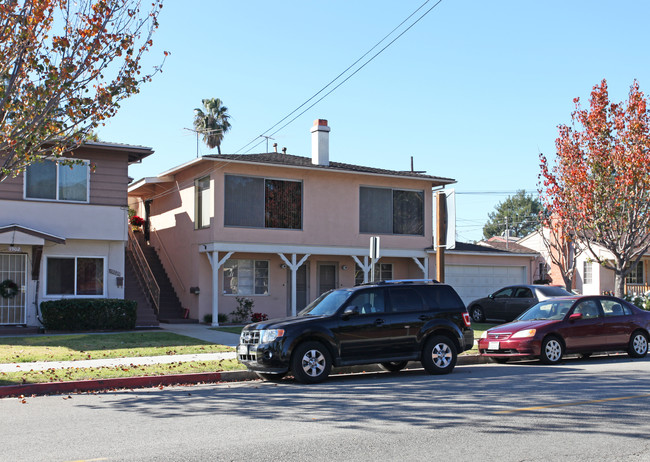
left=0, top=332, right=233, bottom=363
left=0, top=359, right=246, bottom=386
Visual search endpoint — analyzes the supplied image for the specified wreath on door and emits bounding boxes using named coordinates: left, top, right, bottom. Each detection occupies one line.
left=0, top=279, right=19, bottom=299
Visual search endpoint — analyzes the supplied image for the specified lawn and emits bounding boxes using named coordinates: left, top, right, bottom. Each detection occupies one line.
left=0, top=332, right=234, bottom=363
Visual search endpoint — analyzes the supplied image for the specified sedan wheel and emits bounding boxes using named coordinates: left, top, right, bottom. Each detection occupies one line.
left=628, top=331, right=649, bottom=358
left=540, top=336, right=563, bottom=365
left=470, top=305, right=486, bottom=323
left=421, top=335, right=457, bottom=375
left=291, top=341, right=332, bottom=384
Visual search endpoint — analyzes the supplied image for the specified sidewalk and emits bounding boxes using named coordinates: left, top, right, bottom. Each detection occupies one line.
left=0, top=323, right=485, bottom=398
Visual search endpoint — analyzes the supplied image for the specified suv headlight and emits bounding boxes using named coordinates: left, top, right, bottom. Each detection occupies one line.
left=260, top=329, right=285, bottom=343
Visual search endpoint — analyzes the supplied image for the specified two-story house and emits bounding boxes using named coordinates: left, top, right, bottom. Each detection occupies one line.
left=127, top=120, right=456, bottom=324
left=0, top=142, right=153, bottom=328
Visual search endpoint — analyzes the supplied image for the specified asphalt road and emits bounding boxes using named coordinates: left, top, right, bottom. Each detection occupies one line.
left=2, top=354, right=650, bottom=462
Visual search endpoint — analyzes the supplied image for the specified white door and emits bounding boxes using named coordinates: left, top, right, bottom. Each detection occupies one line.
left=0, top=253, right=27, bottom=325
left=446, top=265, right=526, bottom=306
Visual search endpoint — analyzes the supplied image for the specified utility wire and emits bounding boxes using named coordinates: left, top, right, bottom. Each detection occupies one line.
left=235, top=0, right=443, bottom=154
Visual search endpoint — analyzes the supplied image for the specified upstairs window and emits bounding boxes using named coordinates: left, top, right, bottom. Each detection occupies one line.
left=224, top=175, right=302, bottom=229
left=359, top=187, right=424, bottom=235
left=25, top=159, right=89, bottom=202
left=195, top=176, right=211, bottom=229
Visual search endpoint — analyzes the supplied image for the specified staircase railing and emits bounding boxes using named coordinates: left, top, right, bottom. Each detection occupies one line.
left=127, top=227, right=160, bottom=314
left=150, top=226, right=186, bottom=293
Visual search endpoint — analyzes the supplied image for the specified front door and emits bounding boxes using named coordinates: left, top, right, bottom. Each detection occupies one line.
left=0, top=253, right=27, bottom=325
left=317, top=262, right=337, bottom=296
left=287, top=263, right=309, bottom=316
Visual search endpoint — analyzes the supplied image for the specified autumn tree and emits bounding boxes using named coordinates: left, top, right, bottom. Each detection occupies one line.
left=193, top=98, right=231, bottom=155
left=539, top=79, right=650, bottom=297
left=482, top=190, right=542, bottom=239
left=0, top=0, right=166, bottom=183
left=537, top=215, right=584, bottom=291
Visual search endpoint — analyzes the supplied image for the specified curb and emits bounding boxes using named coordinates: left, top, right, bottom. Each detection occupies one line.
left=0, top=354, right=488, bottom=398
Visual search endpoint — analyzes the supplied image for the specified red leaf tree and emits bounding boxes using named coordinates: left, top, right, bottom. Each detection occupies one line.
left=539, top=79, right=650, bottom=296
left=0, top=0, right=166, bottom=182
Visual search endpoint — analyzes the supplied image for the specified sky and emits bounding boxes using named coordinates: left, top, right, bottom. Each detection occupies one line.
left=98, top=0, right=650, bottom=243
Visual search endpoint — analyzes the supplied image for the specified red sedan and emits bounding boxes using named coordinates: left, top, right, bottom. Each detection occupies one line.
left=478, top=296, right=650, bottom=364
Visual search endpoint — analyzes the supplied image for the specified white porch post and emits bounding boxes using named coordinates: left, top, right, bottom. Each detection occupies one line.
left=412, top=257, right=429, bottom=279
left=352, top=256, right=371, bottom=283
left=206, top=251, right=234, bottom=326
left=278, top=253, right=310, bottom=316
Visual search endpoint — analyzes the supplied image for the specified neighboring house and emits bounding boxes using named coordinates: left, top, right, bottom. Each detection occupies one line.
left=444, top=240, right=542, bottom=306
left=127, top=119, right=456, bottom=324
left=0, top=142, right=153, bottom=328
left=519, top=229, right=648, bottom=296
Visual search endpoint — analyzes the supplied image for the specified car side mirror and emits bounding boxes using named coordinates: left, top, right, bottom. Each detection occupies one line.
left=569, top=313, right=583, bottom=321
left=343, top=306, right=360, bottom=318
left=488, top=294, right=494, bottom=299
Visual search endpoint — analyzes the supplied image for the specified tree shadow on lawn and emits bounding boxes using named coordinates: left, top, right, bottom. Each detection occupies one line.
left=80, top=355, right=650, bottom=440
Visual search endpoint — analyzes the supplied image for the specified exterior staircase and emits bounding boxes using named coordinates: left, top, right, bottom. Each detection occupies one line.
left=124, top=249, right=159, bottom=328
left=129, top=231, right=197, bottom=324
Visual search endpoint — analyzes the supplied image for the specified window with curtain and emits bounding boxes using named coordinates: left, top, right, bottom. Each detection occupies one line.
left=223, top=259, right=269, bottom=295
left=195, top=176, right=211, bottom=229
left=224, top=175, right=302, bottom=229
left=359, top=186, right=424, bottom=235
left=25, top=159, right=89, bottom=202
left=46, top=257, right=104, bottom=296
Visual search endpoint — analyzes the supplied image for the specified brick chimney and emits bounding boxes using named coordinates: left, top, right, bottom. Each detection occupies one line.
left=310, top=119, right=330, bottom=166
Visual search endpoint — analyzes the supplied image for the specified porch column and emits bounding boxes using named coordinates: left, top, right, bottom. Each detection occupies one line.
left=352, top=256, right=371, bottom=283
left=278, top=253, right=310, bottom=316
left=206, top=251, right=233, bottom=326
left=412, top=257, right=429, bottom=280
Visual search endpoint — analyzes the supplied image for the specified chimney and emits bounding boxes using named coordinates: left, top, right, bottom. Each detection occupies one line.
left=310, top=119, right=330, bottom=166
left=273, top=143, right=278, bottom=153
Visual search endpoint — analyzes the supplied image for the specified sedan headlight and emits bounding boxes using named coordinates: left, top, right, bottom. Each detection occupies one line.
left=260, top=329, right=285, bottom=343
left=480, top=331, right=488, bottom=339
left=511, top=329, right=536, bottom=339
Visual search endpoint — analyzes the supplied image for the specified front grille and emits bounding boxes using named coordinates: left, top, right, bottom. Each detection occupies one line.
left=238, top=352, right=257, bottom=361
left=487, top=332, right=512, bottom=340
left=240, top=330, right=260, bottom=345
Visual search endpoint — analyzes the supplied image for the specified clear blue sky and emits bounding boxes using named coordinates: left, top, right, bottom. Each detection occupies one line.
left=98, top=0, right=650, bottom=242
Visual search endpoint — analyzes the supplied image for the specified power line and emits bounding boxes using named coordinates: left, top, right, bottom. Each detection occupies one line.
left=234, top=0, right=443, bottom=154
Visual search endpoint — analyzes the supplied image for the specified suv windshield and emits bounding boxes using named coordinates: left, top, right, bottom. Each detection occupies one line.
left=298, top=289, right=353, bottom=317
left=517, top=299, right=575, bottom=321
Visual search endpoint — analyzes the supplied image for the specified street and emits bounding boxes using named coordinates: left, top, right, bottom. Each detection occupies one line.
left=1, top=355, right=650, bottom=462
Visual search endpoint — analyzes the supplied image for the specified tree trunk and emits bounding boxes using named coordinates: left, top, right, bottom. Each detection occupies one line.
left=614, top=271, right=625, bottom=298
left=562, top=273, right=573, bottom=292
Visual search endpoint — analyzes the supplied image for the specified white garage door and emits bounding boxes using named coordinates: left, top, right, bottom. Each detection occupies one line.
left=446, top=265, right=526, bottom=306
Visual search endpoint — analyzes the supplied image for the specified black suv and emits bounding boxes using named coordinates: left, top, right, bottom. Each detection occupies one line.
left=237, top=279, right=474, bottom=383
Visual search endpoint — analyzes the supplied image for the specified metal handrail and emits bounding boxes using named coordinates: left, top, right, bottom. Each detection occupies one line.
left=127, top=227, right=160, bottom=314
left=150, top=226, right=186, bottom=293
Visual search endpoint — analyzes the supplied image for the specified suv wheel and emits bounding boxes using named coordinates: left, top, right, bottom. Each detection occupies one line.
left=291, top=341, right=332, bottom=384
left=421, top=335, right=457, bottom=375
left=379, top=361, right=409, bottom=373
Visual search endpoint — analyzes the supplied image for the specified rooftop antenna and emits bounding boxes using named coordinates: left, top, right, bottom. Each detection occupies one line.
left=184, top=127, right=223, bottom=157
left=259, top=135, right=275, bottom=153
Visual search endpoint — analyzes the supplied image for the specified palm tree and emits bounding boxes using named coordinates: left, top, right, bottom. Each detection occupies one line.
left=193, top=98, right=231, bottom=154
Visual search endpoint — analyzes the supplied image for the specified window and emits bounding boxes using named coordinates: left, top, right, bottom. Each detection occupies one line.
left=195, top=176, right=211, bottom=229
left=223, top=259, right=269, bottom=295
left=583, top=261, right=593, bottom=284
left=354, top=263, right=393, bottom=285
left=514, top=288, right=533, bottom=298
left=46, top=257, right=104, bottom=296
left=347, top=289, right=386, bottom=314
left=224, top=175, right=302, bottom=229
left=493, top=288, right=514, bottom=298
left=359, top=187, right=424, bottom=235
left=25, top=159, right=89, bottom=202
left=602, top=300, right=630, bottom=317
left=389, top=287, right=424, bottom=312
left=626, top=261, right=644, bottom=284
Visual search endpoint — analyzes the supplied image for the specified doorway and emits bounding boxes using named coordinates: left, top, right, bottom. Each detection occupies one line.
left=287, top=263, right=309, bottom=315
left=317, top=262, right=338, bottom=296
left=0, top=253, right=27, bottom=324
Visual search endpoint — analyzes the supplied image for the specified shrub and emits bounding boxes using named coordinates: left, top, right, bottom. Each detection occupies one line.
left=230, top=296, right=254, bottom=323
left=40, top=299, right=137, bottom=331
left=251, top=312, right=268, bottom=323
left=203, top=314, right=212, bottom=324
left=218, top=313, right=228, bottom=324
left=623, top=293, right=650, bottom=311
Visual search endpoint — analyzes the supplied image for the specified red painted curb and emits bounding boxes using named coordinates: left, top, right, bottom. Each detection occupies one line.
left=0, top=370, right=256, bottom=398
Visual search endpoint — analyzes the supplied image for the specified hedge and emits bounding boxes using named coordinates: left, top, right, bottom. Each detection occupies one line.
left=40, top=299, right=137, bottom=331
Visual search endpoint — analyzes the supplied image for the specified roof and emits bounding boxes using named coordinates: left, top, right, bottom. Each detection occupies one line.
left=445, top=241, right=539, bottom=257
left=478, top=239, right=538, bottom=254
left=200, top=152, right=456, bottom=184
left=82, top=141, right=154, bottom=164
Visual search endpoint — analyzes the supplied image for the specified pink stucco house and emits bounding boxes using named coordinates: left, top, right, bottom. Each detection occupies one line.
left=128, top=120, right=458, bottom=324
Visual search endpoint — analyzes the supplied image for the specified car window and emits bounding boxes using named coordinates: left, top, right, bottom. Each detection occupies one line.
left=536, top=286, right=572, bottom=297
left=347, top=289, right=385, bottom=315
left=299, top=289, right=352, bottom=316
left=493, top=288, right=514, bottom=298
left=416, top=285, right=465, bottom=311
left=573, top=300, right=601, bottom=318
left=388, top=288, right=424, bottom=313
left=514, top=288, right=533, bottom=298
left=602, top=300, right=627, bottom=317
left=518, top=299, right=574, bottom=321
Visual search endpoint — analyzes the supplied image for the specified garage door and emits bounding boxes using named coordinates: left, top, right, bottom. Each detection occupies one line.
left=446, top=265, right=526, bottom=306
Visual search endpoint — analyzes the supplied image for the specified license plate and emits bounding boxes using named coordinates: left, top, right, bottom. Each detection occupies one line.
left=237, top=345, right=248, bottom=355
left=488, top=341, right=500, bottom=351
